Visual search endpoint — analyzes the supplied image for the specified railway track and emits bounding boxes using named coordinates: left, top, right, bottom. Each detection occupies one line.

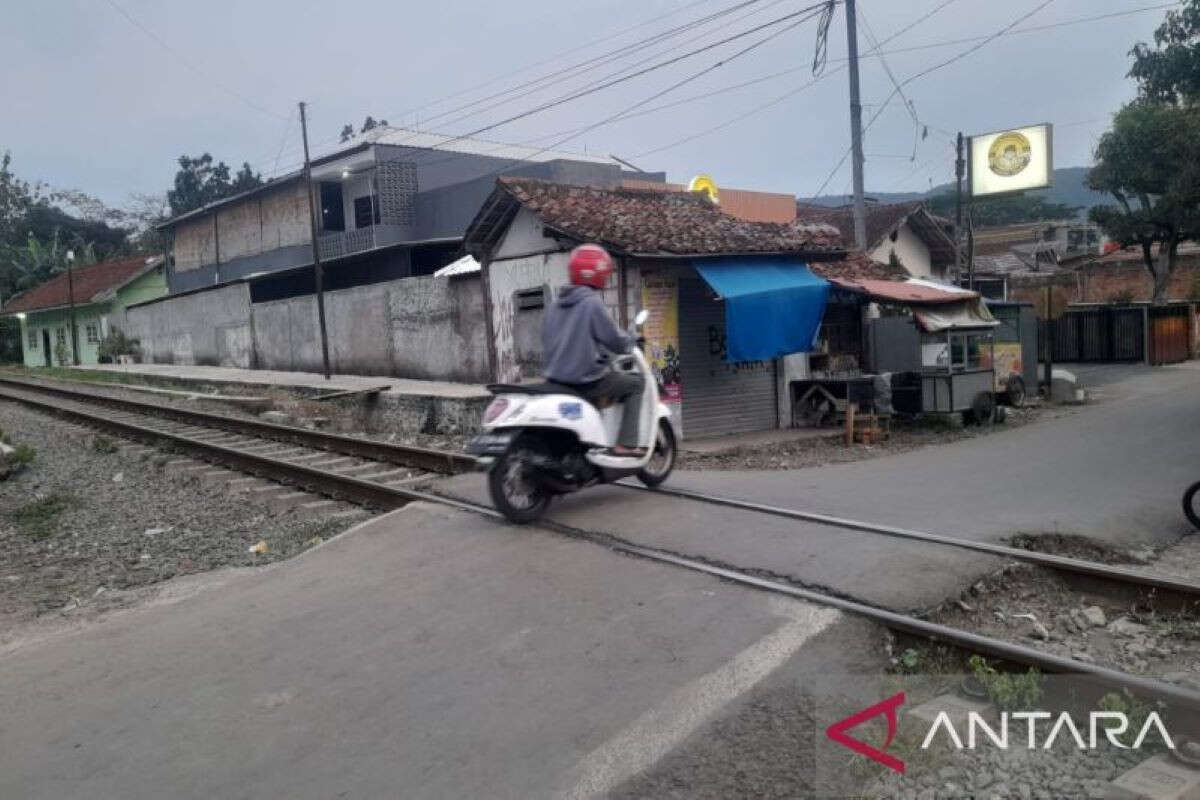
left=2, top=373, right=1199, bottom=719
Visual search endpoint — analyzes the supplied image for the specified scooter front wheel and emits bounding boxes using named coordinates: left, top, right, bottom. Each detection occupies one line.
left=488, top=444, right=551, bottom=524
left=637, top=421, right=677, bottom=488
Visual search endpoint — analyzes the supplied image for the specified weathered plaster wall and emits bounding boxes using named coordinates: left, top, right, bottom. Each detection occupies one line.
left=171, top=182, right=310, bottom=274
left=125, top=283, right=253, bottom=367
left=173, top=217, right=216, bottom=273
left=250, top=275, right=489, bottom=382
left=871, top=223, right=933, bottom=278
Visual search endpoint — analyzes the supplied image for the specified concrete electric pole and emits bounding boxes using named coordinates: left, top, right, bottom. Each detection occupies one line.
left=844, top=0, right=867, bottom=250
left=299, top=101, right=332, bottom=381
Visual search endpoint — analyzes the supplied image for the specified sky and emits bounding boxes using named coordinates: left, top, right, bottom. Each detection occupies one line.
left=0, top=0, right=1172, bottom=210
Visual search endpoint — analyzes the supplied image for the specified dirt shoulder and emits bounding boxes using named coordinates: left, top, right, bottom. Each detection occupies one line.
left=0, top=402, right=368, bottom=639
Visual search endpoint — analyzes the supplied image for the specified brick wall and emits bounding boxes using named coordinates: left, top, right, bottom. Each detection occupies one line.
left=1010, top=253, right=1200, bottom=312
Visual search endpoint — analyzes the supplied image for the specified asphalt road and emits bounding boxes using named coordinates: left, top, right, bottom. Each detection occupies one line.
left=0, top=502, right=884, bottom=799
left=2, top=362, right=1196, bottom=798
left=437, top=361, right=1200, bottom=610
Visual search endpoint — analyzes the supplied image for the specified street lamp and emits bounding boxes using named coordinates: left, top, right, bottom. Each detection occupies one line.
left=65, top=249, right=80, bottom=366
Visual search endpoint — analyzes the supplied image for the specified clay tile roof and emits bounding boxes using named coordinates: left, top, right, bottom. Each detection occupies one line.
left=809, top=250, right=907, bottom=282
left=495, top=177, right=842, bottom=256
left=1, top=255, right=160, bottom=315
left=795, top=200, right=955, bottom=264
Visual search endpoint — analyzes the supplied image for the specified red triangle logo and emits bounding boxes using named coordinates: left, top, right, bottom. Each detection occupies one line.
left=825, top=691, right=906, bottom=774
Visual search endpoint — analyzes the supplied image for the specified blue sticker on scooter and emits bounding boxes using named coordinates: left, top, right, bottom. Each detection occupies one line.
left=558, top=402, right=583, bottom=420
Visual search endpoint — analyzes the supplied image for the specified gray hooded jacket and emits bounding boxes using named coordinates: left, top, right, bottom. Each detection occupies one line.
left=542, top=285, right=632, bottom=384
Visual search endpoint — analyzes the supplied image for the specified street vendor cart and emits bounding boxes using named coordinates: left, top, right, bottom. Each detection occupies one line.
left=891, top=326, right=997, bottom=424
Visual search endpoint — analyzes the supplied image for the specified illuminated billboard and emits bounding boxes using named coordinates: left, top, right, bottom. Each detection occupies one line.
left=968, top=123, right=1053, bottom=198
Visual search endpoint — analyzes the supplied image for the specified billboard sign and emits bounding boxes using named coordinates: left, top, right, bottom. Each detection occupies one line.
left=968, top=123, right=1053, bottom=198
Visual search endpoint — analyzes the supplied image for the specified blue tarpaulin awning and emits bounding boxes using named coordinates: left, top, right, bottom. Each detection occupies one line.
left=693, top=258, right=830, bottom=363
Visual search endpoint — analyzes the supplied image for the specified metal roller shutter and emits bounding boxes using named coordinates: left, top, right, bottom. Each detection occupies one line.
left=678, top=278, right=777, bottom=438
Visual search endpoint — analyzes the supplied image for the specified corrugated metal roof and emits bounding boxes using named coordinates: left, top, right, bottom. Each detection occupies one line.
left=829, top=277, right=978, bottom=305
left=369, top=127, right=613, bottom=166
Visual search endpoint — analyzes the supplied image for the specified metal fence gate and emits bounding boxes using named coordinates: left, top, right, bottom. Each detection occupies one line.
left=1037, top=306, right=1145, bottom=363
left=1148, top=305, right=1191, bottom=365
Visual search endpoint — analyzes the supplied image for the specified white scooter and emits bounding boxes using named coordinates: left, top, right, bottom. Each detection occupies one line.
left=468, top=309, right=677, bottom=523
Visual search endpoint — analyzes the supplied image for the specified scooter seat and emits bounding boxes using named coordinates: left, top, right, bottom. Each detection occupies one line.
left=486, top=381, right=587, bottom=398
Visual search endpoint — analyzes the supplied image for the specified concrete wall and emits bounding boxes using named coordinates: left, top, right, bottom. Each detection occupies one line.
left=871, top=223, right=933, bottom=278
left=125, top=282, right=254, bottom=367
left=250, top=275, right=489, bottom=382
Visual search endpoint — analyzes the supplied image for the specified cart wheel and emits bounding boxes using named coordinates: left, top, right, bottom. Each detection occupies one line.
left=1005, top=376, right=1026, bottom=407
left=969, top=392, right=995, bottom=426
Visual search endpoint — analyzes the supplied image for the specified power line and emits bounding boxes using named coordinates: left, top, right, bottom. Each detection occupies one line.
left=636, top=65, right=846, bottom=157
left=259, top=0, right=1167, bottom=179
left=263, top=0, right=790, bottom=173
left=391, top=0, right=723, bottom=123
left=629, top=0, right=959, bottom=159
left=415, top=3, right=835, bottom=157
left=855, top=2, right=1178, bottom=61
left=809, top=0, right=1056, bottom=200
left=101, top=0, right=287, bottom=122
left=386, top=0, right=799, bottom=150
left=415, top=4, right=830, bottom=183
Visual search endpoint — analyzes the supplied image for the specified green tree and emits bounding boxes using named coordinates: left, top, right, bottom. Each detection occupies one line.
left=1088, top=103, right=1200, bottom=303
left=166, top=153, right=262, bottom=217
left=338, top=116, right=390, bottom=143
left=1128, top=0, right=1200, bottom=105
left=1088, top=1, right=1200, bottom=304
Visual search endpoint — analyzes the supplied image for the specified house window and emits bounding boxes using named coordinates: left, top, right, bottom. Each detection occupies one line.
left=27, top=327, right=37, bottom=349
left=56, top=328, right=66, bottom=346
left=513, top=287, right=548, bottom=378
left=319, top=182, right=345, bottom=232
left=353, top=195, right=381, bottom=229
left=85, top=323, right=100, bottom=344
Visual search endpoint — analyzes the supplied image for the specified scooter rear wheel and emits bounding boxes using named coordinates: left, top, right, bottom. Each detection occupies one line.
left=488, top=441, right=551, bottom=524
left=637, top=421, right=677, bottom=488
left=1184, top=481, right=1200, bottom=532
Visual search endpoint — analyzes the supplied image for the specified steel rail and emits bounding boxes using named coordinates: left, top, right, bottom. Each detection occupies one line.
left=4, top=382, right=1199, bottom=713
left=0, top=374, right=475, bottom=475
left=624, top=483, right=1200, bottom=605
left=0, top=382, right=478, bottom=510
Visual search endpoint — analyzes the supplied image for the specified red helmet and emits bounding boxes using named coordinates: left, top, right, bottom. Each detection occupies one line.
left=568, top=243, right=614, bottom=290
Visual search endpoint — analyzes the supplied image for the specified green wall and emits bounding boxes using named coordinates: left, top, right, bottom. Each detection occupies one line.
left=14, top=264, right=168, bottom=367
left=18, top=304, right=107, bottom=366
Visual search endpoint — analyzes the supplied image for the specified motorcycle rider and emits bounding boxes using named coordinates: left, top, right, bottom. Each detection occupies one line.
left=542, top=243, right=645, bottom=457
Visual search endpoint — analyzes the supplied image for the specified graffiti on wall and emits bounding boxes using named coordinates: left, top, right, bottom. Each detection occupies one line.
left=641, top=276, right=682, bottom=402
left=706, top=324, right=770, bottom=373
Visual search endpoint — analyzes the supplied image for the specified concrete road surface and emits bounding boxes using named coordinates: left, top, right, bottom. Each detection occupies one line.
left=0, top=503, right=879, bottom=800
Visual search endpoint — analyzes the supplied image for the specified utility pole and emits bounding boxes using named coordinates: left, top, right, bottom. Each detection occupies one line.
left=955, top=132, right=965, bottom=285
left=844, top=0, right=867, bottom=250
left=65, top=249, right=80, bottom=366
left=299, top=101, right=332, bottom=380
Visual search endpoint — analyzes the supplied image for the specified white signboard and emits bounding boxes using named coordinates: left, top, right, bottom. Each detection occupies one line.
left=968, top=123, right=1053, bottom=198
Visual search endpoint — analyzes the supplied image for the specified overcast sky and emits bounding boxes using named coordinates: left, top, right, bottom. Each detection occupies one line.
left=0, top=0, right=1168, bottom=209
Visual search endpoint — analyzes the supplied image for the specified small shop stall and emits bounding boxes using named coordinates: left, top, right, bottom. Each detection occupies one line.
left=790, top=279, right=1000, bottom=426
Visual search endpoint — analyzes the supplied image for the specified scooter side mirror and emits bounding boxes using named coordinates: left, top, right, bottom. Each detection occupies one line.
left=634, top=309, right=650, bottom=327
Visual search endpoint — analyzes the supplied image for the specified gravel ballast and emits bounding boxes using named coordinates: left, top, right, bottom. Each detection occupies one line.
left=0, top=401, right=368, bottom=635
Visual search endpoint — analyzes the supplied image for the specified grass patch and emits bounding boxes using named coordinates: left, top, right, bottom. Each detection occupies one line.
left=91, top=436, right=118, bottom=455
left=9, top=444, right=35, bottom=465
left=9, top=492, right=79, bottom=540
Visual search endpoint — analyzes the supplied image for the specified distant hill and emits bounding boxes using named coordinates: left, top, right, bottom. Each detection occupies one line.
left=801, top=166, right=1109, bottom=218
